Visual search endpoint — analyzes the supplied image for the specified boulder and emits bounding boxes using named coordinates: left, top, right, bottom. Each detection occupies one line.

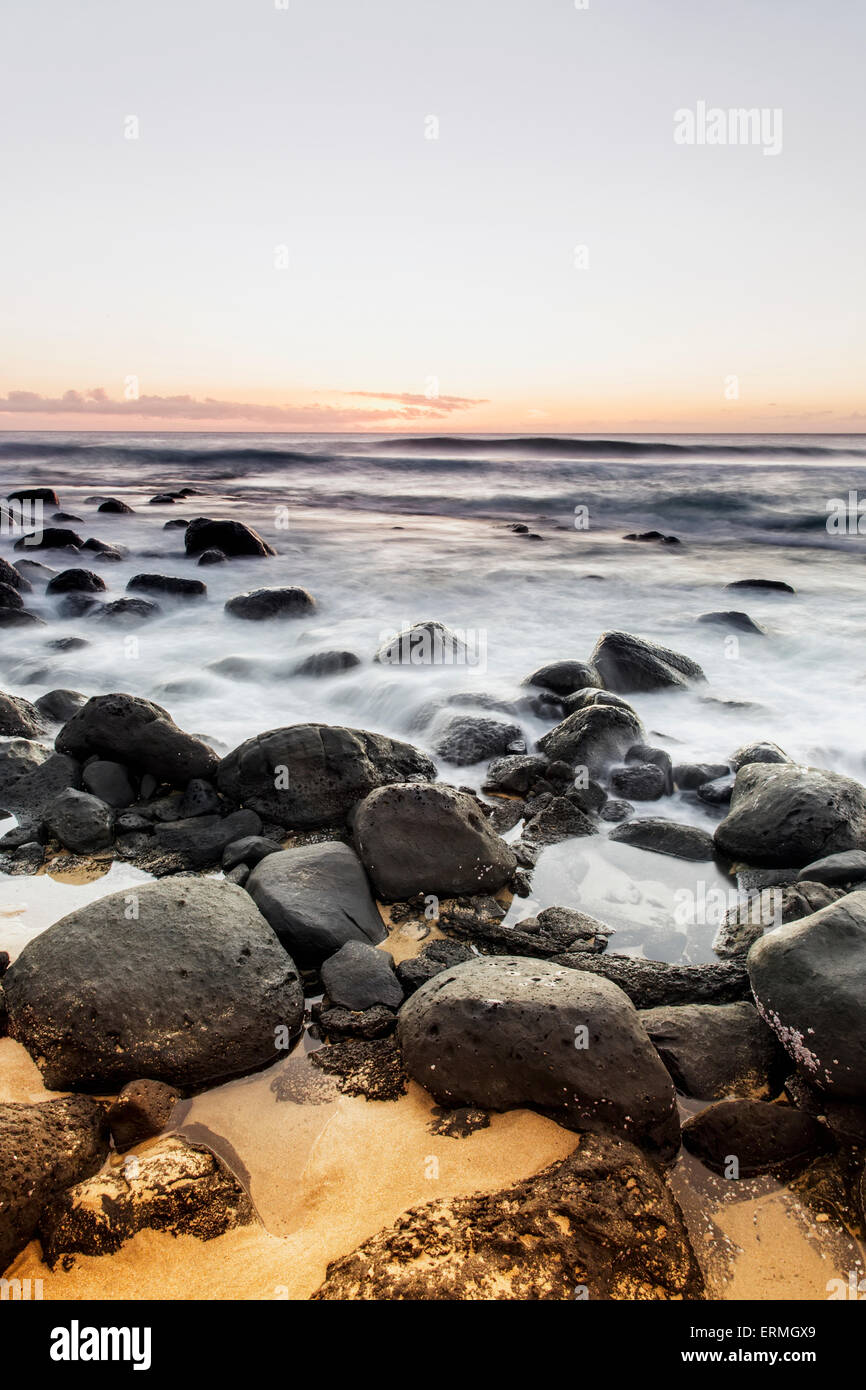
left=81, top=759, right=138, bottom=807
left=127, top=574, right=207, bottom=599
left=608, top=818, right=716, bottom=861
left=638, top=1001, right=787, bottom=1100
left=320, top=941, right=403, bottom=1011
left=0, top=555, right=31, bottom=590
left=56, top=693, right=218, bottom=786
left=217, top=722, right=435, bottom=828
left=97, top=498, right=134, bottom=514
left=245, top=841, right=386, bottom=968
left=45, top=788, right=115, bottom=853
left=374, top=620, right=476, bottom=666
left=0, top=749, right=82, bottom=822
left=696, top=775, right=735, bottom=805
left=3, top=879, right=303, bottom=1090
left=353, top=782, right=517, bottom=900
left=398, top=956, right=681, bottom=1157
left=106, top=1079, right=179, bottom=1152
left=197, top=548, right=227, bottom=566
left=525, top=660, right=602, bottom=695
left=552, top=952, right=750, bottom=1009
left=0, top=691, right=44, bottom=738
left=729, top=741, right=790, bottom=771
left=221, top=834, right=283, bottom=872
left=0, top=608, right=45, bottom=628
left=34, top=688, right=86, bottom=724
left=796, top=850, right=866, bottom=887
left=294, top=650, right=361, bottom=677
left=590, top=631, right=706, bottom=693
left=747, top=890, right=866, bottom=1100
left=312, top=1132, right=703, bottom=1301
left=153, top=808, right=262, bottom=868
left=697, top=610, right=766, bottom=635
left=482, top=753, right=549, bottom=795
left=432, top=714, right=523, bottom=765
left=681, top=1099, right=827, bottom=1177
left=7, top=486, right=59, bottom=504
left=93, top=597, right=160, bottom=623
left=609, top=763, right=666, bottom=800
left=185, top=518, right=275, bottom=558
left=674, top=762, right=730, bottom=790
left=38, top=1136, right=254, bottom=1266
left=178, top=777, right=221, bottom=817
left=225, top=587, right=316, bottom=620
left=725, top=579, right=795, bottom=594
left=0, top=582, right=24, bottom=610
left=714, top=763, right=866, bottom=867
left=14, top=526, right=82, bottom=551
left=537, top=703, right=644, bottom=775
left=45, top=568, right=106, bottom=595
left=0, top=1096, right=109, bottom=1272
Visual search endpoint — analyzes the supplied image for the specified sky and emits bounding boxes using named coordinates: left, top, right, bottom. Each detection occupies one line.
left=1, top=0, right=864, bottom=434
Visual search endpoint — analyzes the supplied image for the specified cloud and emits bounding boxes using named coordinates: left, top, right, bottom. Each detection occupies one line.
left=0, top=386, right=487, bottom=427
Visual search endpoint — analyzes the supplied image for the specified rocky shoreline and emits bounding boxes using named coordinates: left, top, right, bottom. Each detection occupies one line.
left=2, top=489, right=865, bottom=1300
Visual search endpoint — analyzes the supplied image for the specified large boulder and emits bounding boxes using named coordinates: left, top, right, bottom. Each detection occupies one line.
left=184, top=517, right=275, bottom=558
left=217, top=723, right=435, bottom=829
left=245, top=841, right=387, bottom=968
left=353, top=783, right=517, bottom=901
left=398, top=956, right=680, bottom=1156
left=553, top=952, right=749, bottom=1009
left=590, top=631, right=706, bottom=693
left=374, top=620, right=474, bottom=666
left=45, top=788, right=115, bottom=853
left=56, top=693, right=218, bottom=786
left=3, top=880, right=303, bottom=1091
left=225, top=587, right=315, bottom=620
left=796, top=850, right=866, bottom=887
left=152, top=808, right=262, bottom=868
left=320, top=940, right=403, bottom=1011
left=45, top=568, right=106, bottom=595
left=681, top=1099, right=828, bottom=1177
left=0, top=1096, right=109, bottom=1272
left=638, top=1001, right=787, bottom=1100
left=537, top=703, right=644, bottom=775
left=608, top=818, right=716, bottom=861
left=747, top=890, right=866, bottom=1100
left=14, top=526, right=83, bottom=551
left=0, top=750, right=82, bottom=823
left=312, top=1132, right=704, bottom=1301
left=714, top=763, right=866, bottom=868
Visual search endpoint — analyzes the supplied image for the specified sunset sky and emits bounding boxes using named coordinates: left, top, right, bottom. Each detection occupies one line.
left=2, top=0, right=864, bottom=433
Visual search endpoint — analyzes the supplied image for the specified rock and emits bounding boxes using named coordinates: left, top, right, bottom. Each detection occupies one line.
left=0, top=555, right=32, bottom=590
left=225, top=586, right=316, bottom=620
left=7, top=486, right=60, bottom=505
left=608, top=818, right=716, bottom=861
left=218, top=723, right=435, bottom=829
left=374, top=619, right=476, bottom=666
left=796, top=850, right=866, bottom=887
left=513, top=905, right=613, bottom=953
left=566, top=777, right=608, bottom=815
left=81, top=537, right=125, bottom=559
left=197, top=548, right=227, bottom=566
left=0, top=608, right=45, bottom=628
left=312, top=1131, right=703, bottom=1301
left=730, top=741, right=790, bottom=771
left=320, top=941, right=403, bottom=1011
left=245, top=841, right=386, bottom=968
left=38, top=1136, right=254, bottom=1266
left=34, top=688, right=87, bottom=723
left=398, top=956, right=680, bottom=1156
left=57, top=593, right=102, bottom=618
left=725, top=579, right=795, bottom=594
left=81, top=759, right=138, bottom=807
left=525, top=661, right=601, bottom=695
left=47, top=635, right=88, bottom=651
left=623, top=530, right=681, bottom=545
left=590, top=631, right=706, bottom=693
left=149, top=494, right=176, bottom=504
left=674, top=762, right=730, bottom=790
left=353, top=783, right=517, bottom=900
left=0, top=581, right=24, bottom=609
left=432, top=895, right=608, bottom=959
left=0, top=1096, right=109, bottom=1272
left=562, top=688, right=637, bottom=714
left=639, top=1002, right=787, bottom=1101
left=106, top=1079, right=179, bottom=1152
left=681, top=1099, right=827, bottom=1177
left=396, top=939, right=476, bottom=995
left=153, top=808, right=262, bottom=868
left=57, top=693, right=218, bottom=786
left=14, top=559, right=50, bottom=583
left=625, top=743, right=674, bottom=792
left=185, top=518, right=275, bottom=558
left=94, top=597, right=161, bottom=623
left=537, top=703, right=644, bottom=775
left=520, top=796, right=596, bottom=848
left=696, top=775, right=735, bottom=805
left=310, top=1036, right=408, bottom=1101
left=293, top=650, right=361, bottom=677
left=315, top=1004, right=397, bottom=1040
left=609, top=763, right=666, bottom=800
left=127, top=574, right=207, bottom=599
left=697, top=610, right=767, bottom=635
left=747, top=890, right=866, bottom=1099
left=45, top=568, right=106, bottom=595
left=177, top=777, right=221, bottom=817
left=482, top=753, right=549, bottom=795
left=432, top=714, right=524, bottom=765
left=4, top=879, right=304, bottom=1091
left=221, top=834, right=283, bottom=871
left=599, top=798, right=633, bottom=822
left=45, top=788, right=115, bottom=852
left=163, top=517, right=190, bottom=529
left=0, top=690, right=45, bottom=737
left=97, top=498, right=134, bottom=514
left=552, top=952, right=750, bottom=1009
left=715, top=763, right=866, bottom=867
left=0, top=750, right=82, bottom=822
left=14, top=526, right=83, bottom=551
